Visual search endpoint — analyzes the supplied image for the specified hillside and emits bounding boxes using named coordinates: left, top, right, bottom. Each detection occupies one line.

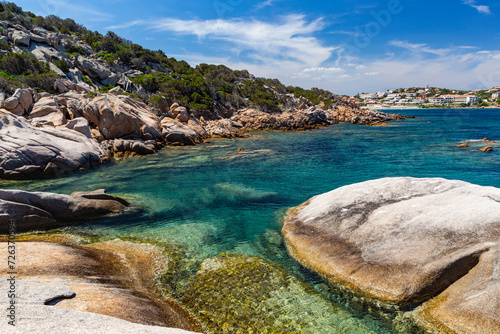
left=0, top=1, right=346, bottom=116
left=0, top=1, right=407, bottom=179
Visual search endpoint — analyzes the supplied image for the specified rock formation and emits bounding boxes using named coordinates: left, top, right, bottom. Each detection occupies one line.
left=0, top=110, right=107, bottom=179
left=0, top=241, right=202, bottom=333
left=0, top=188, right=128, bottom=232
left=282, top=177, right=500, bottom=334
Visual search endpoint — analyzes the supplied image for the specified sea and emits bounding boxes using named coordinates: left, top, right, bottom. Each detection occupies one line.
left=3, top=108, right=500, bottom=333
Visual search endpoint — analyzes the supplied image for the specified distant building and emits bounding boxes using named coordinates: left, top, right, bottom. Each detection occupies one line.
left=428, top=96, right=446, bottom=104
left=360, top=93, right=378, bottom=99
left=492, top=92, right=500, bottom=100
left=428, top=95, right=478, bottom=104
left=454, top=95, right=478, bottom=104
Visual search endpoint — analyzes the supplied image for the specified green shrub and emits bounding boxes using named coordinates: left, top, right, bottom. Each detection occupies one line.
left=53, top=59, right=69, bottom=73
left=82, top=75, right=93, bottom=86
left=17, top=73, right=57, bottom=93
left=98, top=84, right=114, bottom=93
left=66, top=45, right=85, bottom=55
left=57, top=26, right=71, bottom=34
left=0, top=53, right=51, bottom=76
left=0, top=41, right=11, bottom=51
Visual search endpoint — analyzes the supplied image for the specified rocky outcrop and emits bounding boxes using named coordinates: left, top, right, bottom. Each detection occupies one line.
left=282, top=177, right=500, bottom=334
left=203, top=119, right=247, bottom=138
left=1, top=88, right=38, bottom=116
left=64, top=117, right=92, bottom=138
left=0, top=188, right=128, bottom=232
left=29, top=96, right=66, bottom=126
left=0, top=241, right=202, bottom=333
left=0, top=111, right=106, bottom=179
left=228, top=106, right=407, bottom=133
left=103, top=138, right=159, bottom=157
left=84, top=94, right=163, bottom=141
left=161, top=118, right=203, bottom=145
left=331, top=105, right=407, bottom=125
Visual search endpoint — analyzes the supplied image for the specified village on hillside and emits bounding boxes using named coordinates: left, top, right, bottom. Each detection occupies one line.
left=347, top=86, right=500, bottom=109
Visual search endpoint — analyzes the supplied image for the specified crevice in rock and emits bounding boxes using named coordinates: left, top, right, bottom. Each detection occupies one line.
left=400, top=247, right=489, bottom=311
left=44, top=292, right=76, bottom=306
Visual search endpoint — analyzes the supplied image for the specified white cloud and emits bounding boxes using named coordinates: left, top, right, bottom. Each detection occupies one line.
left=462, top=0, right=491, bottom=14
left=302, top=67, right=344, bottom=73
left=146, top=15, right=335, bottom=70
left=106, top=20, right=144, bottom=30
left=388, top=41, right=455, bottom=56
left=255, top=0, right=276, bottom=10
left=291, top=43, right=500, bottom=95
left=39, top=1, right=114, bottom=22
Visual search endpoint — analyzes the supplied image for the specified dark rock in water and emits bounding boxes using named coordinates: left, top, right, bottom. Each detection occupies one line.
left=282, top=177, right=500, bottom=334
left=102, top=138, right=158, bottom=157
left=0, top=188, right=128, bottom=232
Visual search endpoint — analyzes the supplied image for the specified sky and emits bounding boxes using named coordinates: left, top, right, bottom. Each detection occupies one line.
left=14, top=0, right=500, bottom=95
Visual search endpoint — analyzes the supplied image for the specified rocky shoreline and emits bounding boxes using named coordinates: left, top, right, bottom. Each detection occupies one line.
left=0, top=88, right=409, bottom=179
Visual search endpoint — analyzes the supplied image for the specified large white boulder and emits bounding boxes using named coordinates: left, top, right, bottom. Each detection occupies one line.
left=283, top=177, right=500, bottom=334
left=0, top=111, right=107, bottom=179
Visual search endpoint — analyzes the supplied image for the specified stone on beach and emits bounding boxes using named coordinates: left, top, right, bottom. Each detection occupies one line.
left=282, top=177, right=500, bottom=334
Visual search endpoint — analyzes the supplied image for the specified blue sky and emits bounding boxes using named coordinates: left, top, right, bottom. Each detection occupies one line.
left=15, top=0, right=500, bottom=95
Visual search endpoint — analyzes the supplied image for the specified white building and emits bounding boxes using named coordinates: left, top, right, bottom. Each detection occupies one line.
left=360, top=93, right=378, bottom=99
left=492, top=92, right=500, bottom=100
left=429, top=95, right=478, bottom=105
left=428, top=96, right=446, bottom=104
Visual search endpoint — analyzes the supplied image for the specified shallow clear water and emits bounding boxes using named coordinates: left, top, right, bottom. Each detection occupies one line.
left=3, top=108, right=500, bottom=332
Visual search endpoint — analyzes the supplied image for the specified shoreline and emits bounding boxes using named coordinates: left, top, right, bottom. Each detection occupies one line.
left=364, top=106, right=500, bottom=111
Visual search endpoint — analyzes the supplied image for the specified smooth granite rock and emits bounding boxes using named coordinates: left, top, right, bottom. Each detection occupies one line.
left=161, top=118, right=202, bottom=145
left=0, top=111, right=106, bottom=179
left=0, top=306, right=199, bottom=334
left=0, top=242, right=201, bottom=334
left=282, top=177, right=500, bottom=334
left=29, top=96, right=66, bottom=126
left=0, top=188, right=128, bottom=232
left=84, top=94, right=162, bottom=141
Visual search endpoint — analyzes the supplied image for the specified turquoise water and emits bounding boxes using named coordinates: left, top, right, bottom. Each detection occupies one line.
left=3, top=108, right=500, bottom=332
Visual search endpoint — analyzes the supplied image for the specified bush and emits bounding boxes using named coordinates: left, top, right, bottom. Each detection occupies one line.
left=0, top=41, right=10, bottom=51
left=16, top=73, right=57, bottom=93
left=53, top=59, right=69, bottom=73
left=66, top=45, right=85, bottom=55
left=82, top=75, right=93, bottom=86
left=0, top=53, right=50, bottom=76
left=132, top=72, right=170, bottom=92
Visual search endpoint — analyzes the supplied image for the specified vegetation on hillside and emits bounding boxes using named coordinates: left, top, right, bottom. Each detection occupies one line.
left=0, top=1, right=345, bottom=115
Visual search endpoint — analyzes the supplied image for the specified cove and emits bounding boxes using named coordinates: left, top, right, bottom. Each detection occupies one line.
left=3, top=108, right=500, bottom=333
